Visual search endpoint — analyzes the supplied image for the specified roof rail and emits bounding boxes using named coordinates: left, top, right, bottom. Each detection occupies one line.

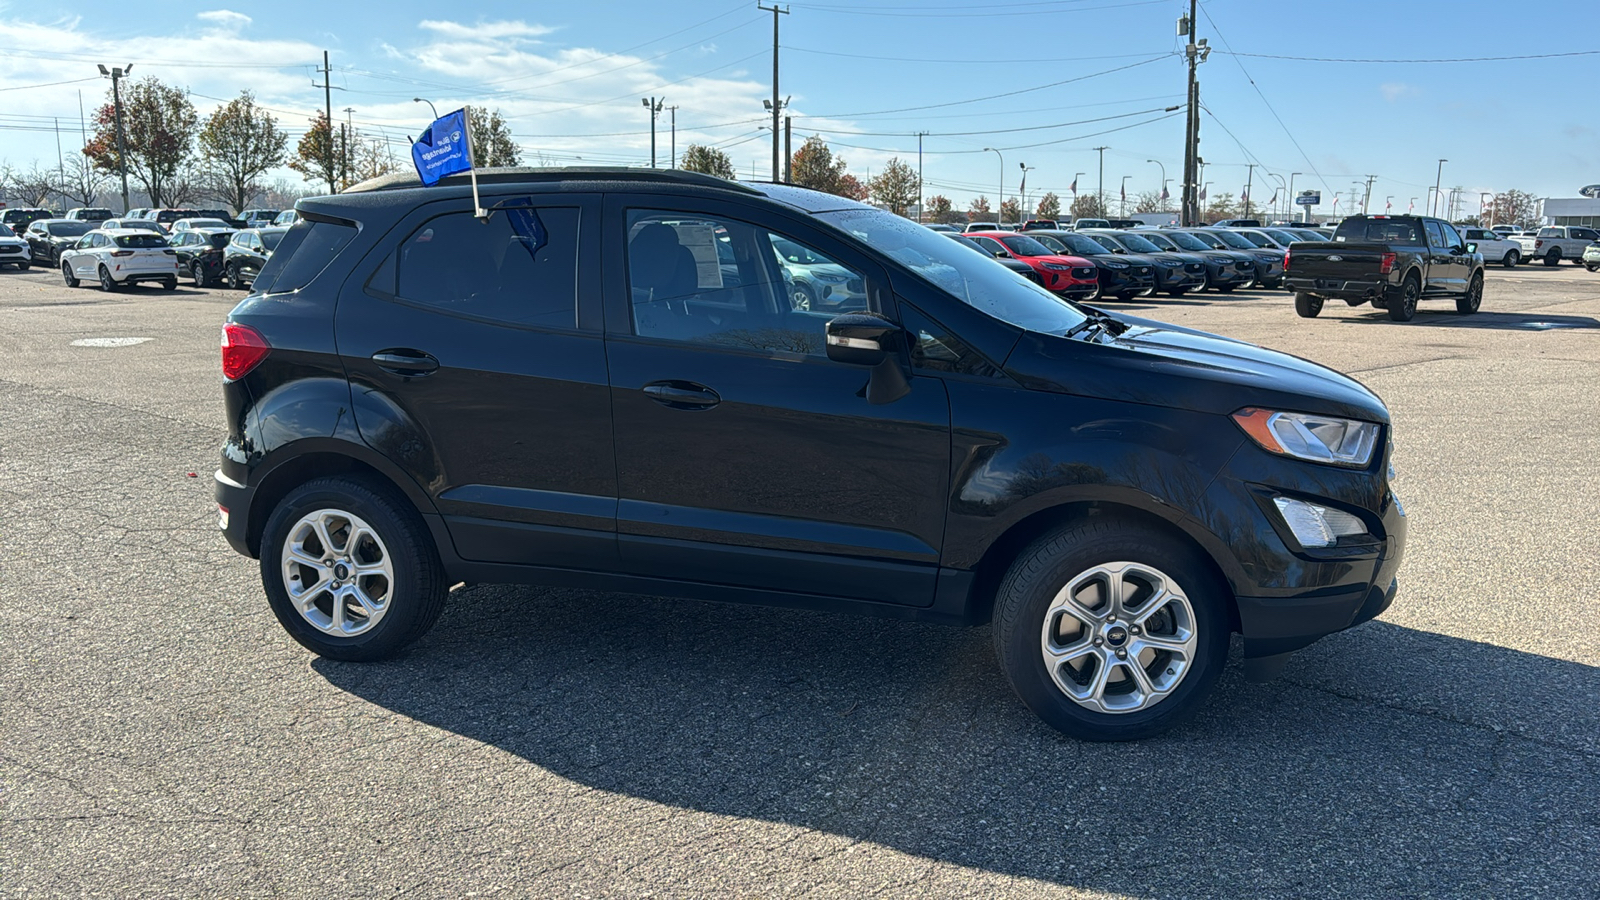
left=343, top=166, right=761, bottom=195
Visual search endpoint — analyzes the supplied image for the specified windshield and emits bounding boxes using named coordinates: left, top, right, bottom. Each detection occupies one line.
left=1164, top=231, right=1212, bottom=251
left=1210, top=230, right=1257, bottom=250
left=1262, top=229, right=1299, bottom=244
left=261, top=231, right=286, bottom=251
left=997, top=235, right=1057, bottom=257
left=1139, top=233, right=1177, bottom=251
left=817, top=208, right=1088, bottom=335
left=1085, top=234, right=1124, bottom=252
left=1233, top=231, right=1273, bottom=248
left=50, top=222, right=92, bottom=237
left=1049, top=232, right=1115, bottom=256
left=115, top=233, right=169, bottom=248
left=1115, top=233, right=1163, bottom=253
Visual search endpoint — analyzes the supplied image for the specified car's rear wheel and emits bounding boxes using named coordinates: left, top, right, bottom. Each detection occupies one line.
left=1544, top=248, right=1562, bottom=267
left=1388, top=275, right=1420, bottom=322
left=161, top=276, right=177, bottom=291
left=992, top=521, right=1229, bottom=741
left=1502, top=250, right=1519, bottom=268
left=98, top=266, right=118, bottom=292
left=192, top=261, right=209, bottom=287
left=1294, top=292, right=1323, bottom=318
left=62, top=261, right=79, bottom=288
left=1456, top=271, right=1483, bottom=314
left=260, top=476, right=447, bottom=661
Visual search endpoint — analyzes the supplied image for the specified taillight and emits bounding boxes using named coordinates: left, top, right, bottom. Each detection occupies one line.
left=1283, top=248, right=1292, bottom=272
left=1378, top=252, right=1396, bottom=275
left=111, top=250, right=133, bottom=257
left=221, top=322, right=271, bottom=381
left=1535, top=240, right=1543, bottom=249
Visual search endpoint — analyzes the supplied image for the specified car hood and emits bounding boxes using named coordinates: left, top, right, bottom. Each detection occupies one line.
left=1004, top=315, right=1389, bottom=423
left=1021, top=253, right=1095, bottom=268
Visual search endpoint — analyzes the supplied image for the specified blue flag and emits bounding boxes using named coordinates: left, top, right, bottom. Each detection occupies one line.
left=411, top=109, right=473, bottom=186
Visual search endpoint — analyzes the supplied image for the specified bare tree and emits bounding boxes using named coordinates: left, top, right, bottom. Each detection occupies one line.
left=6, top=163, right=59, bottom=207
left=198, top=91, right=288, bottom=213
left=58, top=154, right=111, bottom=208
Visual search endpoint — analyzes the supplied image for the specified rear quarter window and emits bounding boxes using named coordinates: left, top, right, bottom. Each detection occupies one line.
left=253, top=222, right=357, bottom=295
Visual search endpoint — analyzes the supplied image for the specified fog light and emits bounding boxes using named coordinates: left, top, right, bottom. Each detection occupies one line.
left=218, top=505, right=230, bottom=530
left=1273, top=497, right=1366, bottom=549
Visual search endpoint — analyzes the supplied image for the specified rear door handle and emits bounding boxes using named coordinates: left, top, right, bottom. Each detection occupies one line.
left=642, top=380, right=721, bottom=410
left=371, top=350, right=439, bottom=376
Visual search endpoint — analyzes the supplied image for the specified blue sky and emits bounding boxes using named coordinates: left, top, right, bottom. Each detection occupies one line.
left=1, top=0, right=1596, bottom=219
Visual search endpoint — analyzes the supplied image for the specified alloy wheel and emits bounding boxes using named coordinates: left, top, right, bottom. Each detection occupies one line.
left=279, top=508, right=396, bottom=637
left=1039, top=562, right=1198, bottom=714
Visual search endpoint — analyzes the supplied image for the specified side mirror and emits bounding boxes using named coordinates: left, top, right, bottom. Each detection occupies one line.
left=1466, top=243, right=1477, bottom=254
left=993, top=249, right=1012, bottom=258
left=825, top=313, right=894, bottom=367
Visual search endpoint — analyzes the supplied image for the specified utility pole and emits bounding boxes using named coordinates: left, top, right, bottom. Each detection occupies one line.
left=343, top=107, right=355, bottom=188
left=784, top=116, right=793, bottom=182
left=916, top=131, right=928, bottom=222
left=1180, top=0, right=1209, bottom=226
left=1432, top=159, right=1447, bottom=217
left=318, top=52, right=336, bottom=193
left=758, top=3, right=790, bottom=182
left=1120, top=175, right=1131, bottom=217
left=641, top=97, right=664, bottom=167
left=1362, top=175, right=1377, bottom=214
left=667, top=105, right=678, bottom=168
left=1093, top=145, right=1109, bottom=216
left=982, top=147, right=1004, bottom=224
left=96, top=64, right=133, bottom=213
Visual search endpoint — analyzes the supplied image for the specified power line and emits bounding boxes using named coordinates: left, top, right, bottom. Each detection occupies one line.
left=796, top=0, right=1166, bottom=17
left=0, top=76, right=102, bottom=93
left=787, top=46, right=1169, bottom=65
left=1217, top=49, right=1600, bottom=64
left=800, top=106, right=1177, bottom=138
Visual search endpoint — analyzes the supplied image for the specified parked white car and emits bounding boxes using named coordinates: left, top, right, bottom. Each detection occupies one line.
left=1459, top=227, right=1524, bottom=268
left=59, top=228, right=182, bottom=291
left=0, top=224, right=32, bottom=269
left=170, top=217, right=233, bottom=233
left=1515, top=225, right=1600, bottom=266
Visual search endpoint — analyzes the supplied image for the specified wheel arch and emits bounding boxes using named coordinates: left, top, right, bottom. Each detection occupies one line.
left=962, top=499, right=1240, bottom=633
left=244, top=441, right=440, bottom=558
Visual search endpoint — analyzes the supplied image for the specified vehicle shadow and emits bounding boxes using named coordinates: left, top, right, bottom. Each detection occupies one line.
left=1337, top=309, right=1600, bottom=330
left=313, top=584, right=1599, bottom=896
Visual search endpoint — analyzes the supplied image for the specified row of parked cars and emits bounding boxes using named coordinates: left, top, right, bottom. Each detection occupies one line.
left=0, top=204, right=298, bottom=233
left=1, top=215, right=286, bottom=290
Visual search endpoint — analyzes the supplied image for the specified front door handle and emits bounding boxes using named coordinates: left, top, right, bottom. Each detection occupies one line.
left=371, top=350, right=439, bottom=377
left=642, top=380, right=721, bottom=410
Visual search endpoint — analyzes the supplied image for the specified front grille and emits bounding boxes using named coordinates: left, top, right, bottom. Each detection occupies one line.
left=1071, top=267, right=1096, bottom=280
left=0, top=245, right=22, bottom=254
left=1185, top=263, right=1203, bottom=273
left=1236, top=261, right=1252, bottom=270
left=1136, top=267, right=1151, bottom=275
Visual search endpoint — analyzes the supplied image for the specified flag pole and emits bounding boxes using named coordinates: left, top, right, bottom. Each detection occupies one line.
left=464, top=107, right=486, bottom=220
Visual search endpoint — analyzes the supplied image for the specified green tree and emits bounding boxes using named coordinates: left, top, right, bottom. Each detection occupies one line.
left=679, top=144, right=736, bottom=179
left=1069, top=193, right=1105, bottom=220
left=868, top=157, right=919, bottom=216
left=1201, top=192, right=1236, bottom=224
left=84, top=77, right=199, bottom=208
left=464, top=106, right=520, bottom=167
left=198, top=91, right=288, bottom=212
left=287, top=113, right=339, bottom=193
left=1035, top=191, right=1061, bottom=219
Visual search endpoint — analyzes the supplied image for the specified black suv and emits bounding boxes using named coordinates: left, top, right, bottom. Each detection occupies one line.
left=217, top=168, right=1407, bottom=741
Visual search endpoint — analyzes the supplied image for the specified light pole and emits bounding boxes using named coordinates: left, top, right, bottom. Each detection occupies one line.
left=1147, top=159, right=1167, bottom=209
left=1288, top=171, right=1302, bottom=222
left=642, top=97, right=664, bottom=168
left=1479, top=191, right=1493, bottom=226
left=1385, top=195, right=1394, bottom=213
left=96, top=64, right=132, bottom=213
left=1120, top=175, right=1132, bottom=217
left=412, top=97, right=439, bottom=121
left=1269, top=173, right=1286, bottom=220
left=1018, top=162, right=1035, bottom=221
left=1408, top=196, right=1418, bottom=214
left=1071, top=171, right=1085, bottom=218
left=1432, top=159, right=1447, bottom=217
left=982, top=147, right=1003, bottom=225
left=1092, top=146, right=1109, bottom=216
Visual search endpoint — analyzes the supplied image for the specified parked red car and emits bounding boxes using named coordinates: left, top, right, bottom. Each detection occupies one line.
left=964, top=231, right=1100, bottom=300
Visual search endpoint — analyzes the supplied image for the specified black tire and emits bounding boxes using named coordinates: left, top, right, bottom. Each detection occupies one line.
left=992, top=520, right=1229, bottom=741
left=1543, top=249, right=1561, bottom=267
left=16, top=261, right=28, bottom=271
left=192, top=261, right=209, bottom=287
left=1586, top=263, right=1600, bottom=273
left=1456, top=271, right=1483, bottom=314
left=1294, top=292, right=1323, bottom=318
left=161, top=277, right=177, bottom=291
left=226, top=262, right=243, bottom=290
left=98, top=266, right=118, bottom=292
left=1388, top=274, right=1420, bottom=322
left=260, top=476, right=448, bottom=662
left=62, top=262, right=79, bottom=288
left=1502, top=250, right=1519, bottom=268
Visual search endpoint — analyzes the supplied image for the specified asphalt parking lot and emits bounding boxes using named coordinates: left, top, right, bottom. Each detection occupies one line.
left=3, top=261, right=1597, bottom=898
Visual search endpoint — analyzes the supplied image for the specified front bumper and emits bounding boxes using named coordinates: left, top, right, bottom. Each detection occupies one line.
left=1097, top=267, right=1156, bottom=295
left=1154, top=265, right=1205, bottom=290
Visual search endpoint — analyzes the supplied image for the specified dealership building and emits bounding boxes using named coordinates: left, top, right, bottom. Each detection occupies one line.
left=1540, top=197, right=1600, bottom=227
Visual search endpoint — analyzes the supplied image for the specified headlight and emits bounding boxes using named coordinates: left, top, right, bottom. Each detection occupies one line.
left=813, top=272, right=849, bottom=283
left=1102, top=261, right=1128, bottom=269
left=1272, top=497, right=1367, bottom=548
left=1042, top=262, right=1072, bottom=271
left=1232, top=407, right=1380, bottom=467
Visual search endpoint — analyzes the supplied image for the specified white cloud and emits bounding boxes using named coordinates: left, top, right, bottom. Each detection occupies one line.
left=417, top=20, right=555, bottom=42
left=1380, top=82, right=1419, bottom=102
left=196, top=10, right=252, bottom=31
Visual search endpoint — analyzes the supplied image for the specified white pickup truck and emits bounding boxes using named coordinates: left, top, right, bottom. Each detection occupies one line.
left=1459, top=227, right=1525, bottom=268
left=1515, top=225, right=1600, bottom=266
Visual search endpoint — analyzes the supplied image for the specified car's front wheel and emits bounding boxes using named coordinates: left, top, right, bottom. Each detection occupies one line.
left=1502, top=250, right=1519, bottom=268
left=260, top=476, right=448, bottom=661
left=992, top=521, right=1229, bottom=741
left=62, top=261, right=79, bottom=288
left=1456, top=271, right=1483, bottom=314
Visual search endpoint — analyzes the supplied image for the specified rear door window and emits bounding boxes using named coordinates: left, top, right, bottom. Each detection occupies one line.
left=373, top=208, right=580, bottom=330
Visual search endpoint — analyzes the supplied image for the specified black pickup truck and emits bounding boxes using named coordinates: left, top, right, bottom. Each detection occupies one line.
left=1283, top=215, right=1485, bottom=322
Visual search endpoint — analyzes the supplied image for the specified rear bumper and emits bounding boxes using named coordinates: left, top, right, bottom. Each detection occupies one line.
left=1284, top=275, right=1399, bottom=304
left=215, top=468, right=255, bottom=556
